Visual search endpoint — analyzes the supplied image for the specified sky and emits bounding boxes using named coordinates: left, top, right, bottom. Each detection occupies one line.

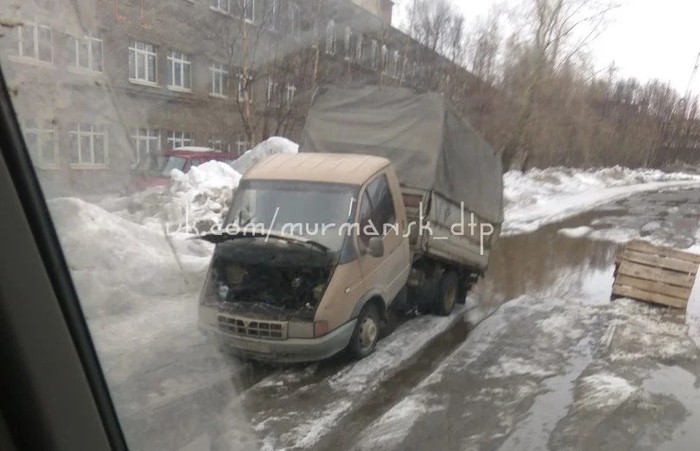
left=395, top=0, right=700, bottom=95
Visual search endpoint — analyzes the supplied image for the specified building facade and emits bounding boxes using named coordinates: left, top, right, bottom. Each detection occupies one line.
left=1, top=0, right=473, bottom=196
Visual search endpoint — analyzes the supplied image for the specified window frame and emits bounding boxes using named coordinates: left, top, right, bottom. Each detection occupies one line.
left=209, top=62, right=228, bottom=98
left=208, top=138, right=229, bottom=152
left=24, top=120, right=59, bottom=169
left=369, top=40, right=378, bottom=69
left=210, top=0, right=230, bottom=14
left=357, top=172, right=397, bottom=247
left=289, top=2, right=301, bottom=40
left=356, top=34, right=364, bottom=62
left=130, top=127, right=161, bottom=168
left=285, top=82, right=296, bottom=107
left=243, top=0, right=255, bottom=23
left=128, top=40, right=157, bottom=86
left=236, top=138, right=249, bottom=155
left=325, top=19, right=336, bottom=56
left=166, top=50, right=192, bottom=92
left=166, top=131, right=194, bottom=149
left=17, top=21, right=53, bottom=64
left=269, top=0, right=281, bottom=31
left=237, top=71, right=253, bottom=103
left=266, top=76, right=280, bottom=106
left=69, top=123, right=108, bottom=168
left=71, top=33, right=103, bottom=73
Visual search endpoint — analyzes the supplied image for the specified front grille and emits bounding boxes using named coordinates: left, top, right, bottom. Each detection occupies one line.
left=218, top=315, right=288, bottom=340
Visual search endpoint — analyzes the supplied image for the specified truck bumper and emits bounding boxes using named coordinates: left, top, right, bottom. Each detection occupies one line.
left=200, top=319, right=357, bottom=363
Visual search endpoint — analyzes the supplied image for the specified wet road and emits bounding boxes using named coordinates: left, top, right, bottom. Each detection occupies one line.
left=118, top=186, right=700, bottom=450
left=347, top=187, right=700, bottom=451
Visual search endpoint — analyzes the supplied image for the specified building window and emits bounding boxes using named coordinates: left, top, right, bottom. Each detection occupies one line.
left=71, top=33, right=102, bottom=72
left=208, top=138, right=229, bottom=152
left=392, top=50, right=400, bottom=78
left=131, top=128, right=160, bottom=167
left=210, top=62, right=228, bottom=97
left=243, top=0, right=255, bottom=22
left=289, top=2, right=301, bottom=39
left=167, top=131, right=193, bottom=149
left=236, top=138, right=250, bottom=155
left=369, top=40, right=378, bottom=69
left=356, top=34, right=363, bottom=61
left=344, top=27, right=352, bottom=59
left=210, top=0, right=230, bottom=13
left=286, top=83, right=296, bottom=107
left=128, top=41, right=157, bottom=84
left=270, top=0, right=281, bottom=31
left=24, top=120, right=58, bottom=168
left=237, top=71, right=253, bottom=102
left=381, top=45, right=388, bottom=74
left=266, top=76, right=280, bottom=106
left=69, top=123, right=107, bottom=167
left=325, top=19, right=336, bottom=55
left=167, top=50, right=191, bottom=91
left=17, top=21, right=52, bottom=63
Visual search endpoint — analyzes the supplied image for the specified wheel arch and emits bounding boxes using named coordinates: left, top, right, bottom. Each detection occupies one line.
left=351, top=291, right=387, bottom=323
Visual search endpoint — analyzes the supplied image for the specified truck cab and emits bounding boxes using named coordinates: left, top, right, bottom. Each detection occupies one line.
left=198, top=153, right=412, bottom=362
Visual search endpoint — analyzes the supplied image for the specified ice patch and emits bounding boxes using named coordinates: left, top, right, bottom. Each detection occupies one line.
left=575, top=373, right=638, bottom=411
left=587, top=227, right=640, bottom=244
left=354, top=394, right=442, bottom=450
left=503, top=167, right=700, bottom=235
left=558, top=226, right=592, bottom=238
left=483, top=356, right=555, bottom=379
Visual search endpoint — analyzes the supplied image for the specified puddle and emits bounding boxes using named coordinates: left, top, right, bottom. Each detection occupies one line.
left=498, top=335, right=594, bottom=451
left=644, top=365, right=700, bottom=451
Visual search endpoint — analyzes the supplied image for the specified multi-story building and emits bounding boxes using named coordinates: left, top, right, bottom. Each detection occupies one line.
left=1, top=0, right=472, bottom=196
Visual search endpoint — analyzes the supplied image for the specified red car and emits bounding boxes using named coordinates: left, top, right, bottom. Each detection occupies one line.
left=130, top=147, right=234, bottom=192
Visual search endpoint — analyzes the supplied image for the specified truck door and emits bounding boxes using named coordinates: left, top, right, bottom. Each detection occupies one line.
left=355, top=173, right=410, bottom=304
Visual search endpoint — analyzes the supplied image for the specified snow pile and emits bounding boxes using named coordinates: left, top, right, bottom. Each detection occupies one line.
left=164, top=160, right=242, bottom=233
left=123, top=137, right=298, bottom=233
left=48, top=197, right=212, bottom=318
left=232, top=136, right=298, bottom=175
left=504, top=166, right=700, bottom=209
left=504, top=166, right=700, bottom=234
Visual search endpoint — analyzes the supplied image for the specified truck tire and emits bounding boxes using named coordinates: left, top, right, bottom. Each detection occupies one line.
left=348, top=303, right=381, bottom=359
left=434, top=271, right=458, bottom=316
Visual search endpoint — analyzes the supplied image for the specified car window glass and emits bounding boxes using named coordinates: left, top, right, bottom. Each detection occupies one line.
left=358, top=190, right=373, bottom=246
left=366, top=174, right=396, bottom=232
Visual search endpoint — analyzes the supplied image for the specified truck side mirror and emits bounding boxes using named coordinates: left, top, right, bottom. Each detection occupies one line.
left=367, top=237, right=384, bottom=258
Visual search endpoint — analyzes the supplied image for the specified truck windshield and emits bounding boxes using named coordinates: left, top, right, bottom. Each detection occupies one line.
left=225, top=180, right=358, bottom=251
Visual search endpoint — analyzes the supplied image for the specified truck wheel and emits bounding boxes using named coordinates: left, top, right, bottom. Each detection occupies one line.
left=434, top=271, right=458, bottom=316
left=349, top=304, right=380, bottom=359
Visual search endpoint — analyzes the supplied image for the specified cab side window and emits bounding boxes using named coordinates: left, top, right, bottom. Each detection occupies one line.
left=358, top=174, right=396, bottom=246
left=366, top=174, right=396, bottom=228
left=358, top=191, right=373, bottom=247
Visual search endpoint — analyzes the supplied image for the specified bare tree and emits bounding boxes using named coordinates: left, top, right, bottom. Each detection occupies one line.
left=500, top=0, right=618, bottom=170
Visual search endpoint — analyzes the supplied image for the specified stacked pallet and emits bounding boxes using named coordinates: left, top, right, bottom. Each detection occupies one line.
left=613, top=240, right=700, bottom=310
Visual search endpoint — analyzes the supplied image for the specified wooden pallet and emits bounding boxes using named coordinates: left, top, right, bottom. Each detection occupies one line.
left=613, top=240, right=700, bottom=310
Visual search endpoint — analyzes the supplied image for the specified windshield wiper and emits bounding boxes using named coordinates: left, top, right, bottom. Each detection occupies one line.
left=200, top=229, right=329, bottom=254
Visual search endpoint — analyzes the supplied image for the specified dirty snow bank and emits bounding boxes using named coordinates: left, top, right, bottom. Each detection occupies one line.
left=504, top=167, right=700, bottom=235
left=121, top=137, right=298, bottom=233
left=48, top=198, right=212, bottom=318
left=231, top=136, right=298, bottom=174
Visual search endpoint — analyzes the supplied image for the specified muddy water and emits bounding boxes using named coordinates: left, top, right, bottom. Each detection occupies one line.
left=317, top=186, right=700, bottom=450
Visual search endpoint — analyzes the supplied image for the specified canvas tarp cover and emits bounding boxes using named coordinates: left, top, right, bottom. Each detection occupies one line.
left=300, top=85, right=504, bottom=224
